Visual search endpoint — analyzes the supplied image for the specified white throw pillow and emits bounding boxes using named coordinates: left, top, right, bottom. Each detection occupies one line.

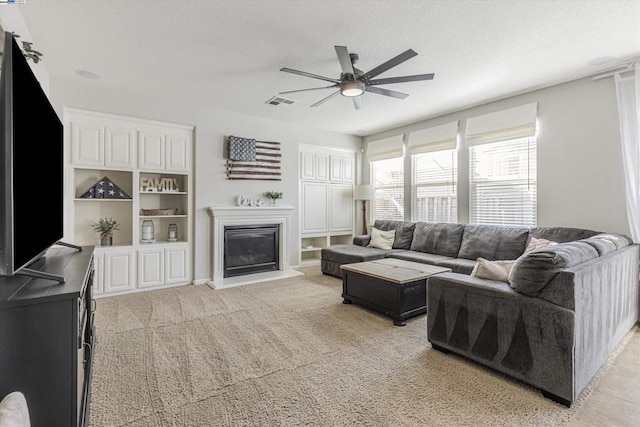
left=525, top=237, right=557, bottom=253
left=470, top=258, right=516, bottom=283
left=367, top=228, right=395, bottom=250
left=0, top=392, right=30, bottom=427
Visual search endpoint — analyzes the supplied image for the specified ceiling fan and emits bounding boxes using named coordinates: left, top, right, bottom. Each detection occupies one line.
left=279, top=46, right=434, bottom=110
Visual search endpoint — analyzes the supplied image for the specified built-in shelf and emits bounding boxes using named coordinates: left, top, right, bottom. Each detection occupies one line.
left=139, top=191, right=187, bottom=195
left=74, top=198, right=132, bottom=202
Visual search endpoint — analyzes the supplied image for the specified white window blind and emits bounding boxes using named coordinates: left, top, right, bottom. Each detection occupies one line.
left=466, top=102, right=538, bottom=146
left=366, top=135, right=404, bottom=161
left=469, top=137, right=537, bottom=226
left=371, top=157, right=404, bottom=221
left=407, top=121, right=458, bottom=155
left=411, top=149, right=457, bottom=222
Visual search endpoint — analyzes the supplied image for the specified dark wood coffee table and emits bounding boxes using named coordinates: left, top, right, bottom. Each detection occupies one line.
left=340, top=258, right=451, bottom=326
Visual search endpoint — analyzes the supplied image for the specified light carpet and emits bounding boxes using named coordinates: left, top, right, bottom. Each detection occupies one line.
left=89, top=266, right=633, bottom=427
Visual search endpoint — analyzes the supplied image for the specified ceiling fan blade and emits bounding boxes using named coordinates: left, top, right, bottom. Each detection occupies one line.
left=360, top=49, right=418, bottom=81
left=280, top=67, right=340, bottom=84
left=368, top=73, right=435, bottom=86
left=279, top=84, right=339, bottom=95
left=366, top=86, right=409, bottom=100
left=311, top=90, right=341, bottom=107
left=352, top=96, right=363, bottom=110
left=335, top=46, right=355, bottom=79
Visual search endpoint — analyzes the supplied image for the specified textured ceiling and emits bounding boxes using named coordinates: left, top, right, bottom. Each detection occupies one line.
left=18, top=0, right=640, bottom=136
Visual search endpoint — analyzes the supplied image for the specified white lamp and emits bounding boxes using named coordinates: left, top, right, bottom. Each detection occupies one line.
left=353, top=184, right=375, bottom=235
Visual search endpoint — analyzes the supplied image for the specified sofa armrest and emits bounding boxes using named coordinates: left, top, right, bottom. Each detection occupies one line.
left=353, top=235, right=370, bottom=247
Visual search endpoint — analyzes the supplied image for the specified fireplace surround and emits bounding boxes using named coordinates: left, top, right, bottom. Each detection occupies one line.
left=207, top=206, right=302, bottom=289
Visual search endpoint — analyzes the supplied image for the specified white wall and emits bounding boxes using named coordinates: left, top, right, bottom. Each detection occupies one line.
left=49, top=79, right=362, bottom=281
left=363, top=75, right=630, bottom=237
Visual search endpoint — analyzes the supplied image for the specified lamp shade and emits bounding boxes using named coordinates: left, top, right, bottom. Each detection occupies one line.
left=353, top=184, right=375, bottom=201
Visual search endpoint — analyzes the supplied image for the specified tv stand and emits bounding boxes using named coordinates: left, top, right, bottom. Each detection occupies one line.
left=0, top=245, right=96, bottom=427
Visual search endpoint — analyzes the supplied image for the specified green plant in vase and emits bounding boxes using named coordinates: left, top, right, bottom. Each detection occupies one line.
left=90, top=217, right=120, bottom=246
left=264, top=191, right=283, bottom=206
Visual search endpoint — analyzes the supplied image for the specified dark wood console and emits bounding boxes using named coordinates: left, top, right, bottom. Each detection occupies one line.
left=0, top=245, right=95, bottom=427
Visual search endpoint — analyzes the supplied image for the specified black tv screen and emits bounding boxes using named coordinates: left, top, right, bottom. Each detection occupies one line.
left=0, top=32, right=63, bottom=276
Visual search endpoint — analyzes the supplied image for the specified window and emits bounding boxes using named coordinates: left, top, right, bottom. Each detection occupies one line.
left=469, top=137, right=536, bottom=226
left=411, top=149, right=457, bottom=222
left=370, top=157, right=404, bottom=221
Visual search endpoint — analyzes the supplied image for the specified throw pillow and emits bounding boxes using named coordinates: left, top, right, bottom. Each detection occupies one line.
left=0, top=391, right=30, bottom=427
left=524, top=237, right=557, bottom=253
left=470, top=258, right=516, bottom=283
left=367, top=228, right=395, bottom=250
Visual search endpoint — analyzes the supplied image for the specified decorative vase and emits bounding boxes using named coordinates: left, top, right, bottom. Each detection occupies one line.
left=270, top=199, right=277, bottom=207
left=100, top=233, right=113, bottom=246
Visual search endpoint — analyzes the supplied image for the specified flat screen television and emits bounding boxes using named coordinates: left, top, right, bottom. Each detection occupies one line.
left=0, top=31, right=72, bottom=282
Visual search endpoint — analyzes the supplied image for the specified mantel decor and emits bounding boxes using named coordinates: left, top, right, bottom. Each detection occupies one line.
left=226, top=135, right=282, bottom=181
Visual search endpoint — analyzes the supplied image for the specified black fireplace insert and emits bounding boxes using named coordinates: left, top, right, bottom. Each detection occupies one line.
left=223, top=225, right=279, bottom=278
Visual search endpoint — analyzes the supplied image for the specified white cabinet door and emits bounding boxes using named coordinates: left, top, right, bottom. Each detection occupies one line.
left=165, top=134, right=190, bottom=173
left=71, top=122, right=104, bottom=167
left=300, top=152, right=315, bottom=180
left=330, top=156, right=343, bottom=181
left=103, top=250, right=135, bottom=293
left=138, top=248, right=165, bottom=288
left=105, top=127, right=136, bottom=169
left=301, top=182, right=328, bottom=234
left=342, top=157, right=354, bottom=182
left=165, top=246, right=189, bottom=284
left=329, top=183, right=353, bottom=232
left=138, top=131, right=165, bottom=171
left=92, top=253, right=103, bottom=295
left=316, top=153, right=329, bottom=181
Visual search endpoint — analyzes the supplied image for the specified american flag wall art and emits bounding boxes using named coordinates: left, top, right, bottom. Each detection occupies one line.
left=226, top=137, right=282, bottom=181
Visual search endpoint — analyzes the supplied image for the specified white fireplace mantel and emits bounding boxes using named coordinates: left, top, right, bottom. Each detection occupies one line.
left=207, top=206, right=302, bottom=289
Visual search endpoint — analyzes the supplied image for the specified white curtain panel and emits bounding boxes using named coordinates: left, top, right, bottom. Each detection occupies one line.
left=615, top=68, right=640, bottom=242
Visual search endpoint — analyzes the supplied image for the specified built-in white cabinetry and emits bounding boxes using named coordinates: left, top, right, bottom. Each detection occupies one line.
left=102, top=249, right=136, bottom=294
left=65, top=108, right=194, bottom=297
left=71, top=121, right=136, bottom=169
left=139, top=131, right=190, bottom=173
left=299, top=145, right=356, bottom=266
left=138, top=245, right=190, bottom=288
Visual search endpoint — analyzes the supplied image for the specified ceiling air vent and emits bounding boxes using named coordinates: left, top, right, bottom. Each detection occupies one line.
left=265, top=96, right=296, bottom=106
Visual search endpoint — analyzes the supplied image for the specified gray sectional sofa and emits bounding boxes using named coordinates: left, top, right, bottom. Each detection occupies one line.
left=321, top=219, right=640, bottom=406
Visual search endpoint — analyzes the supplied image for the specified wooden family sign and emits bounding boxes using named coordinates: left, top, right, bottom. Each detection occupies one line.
left=140, top=177, right=180, bottom=192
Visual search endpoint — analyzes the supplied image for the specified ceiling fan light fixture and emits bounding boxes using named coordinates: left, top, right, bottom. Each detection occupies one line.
left=341, top=80, right=365, bottom=97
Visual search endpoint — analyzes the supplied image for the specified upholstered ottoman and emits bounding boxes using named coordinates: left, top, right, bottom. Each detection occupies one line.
left=320, top=244, right=392, bottom=277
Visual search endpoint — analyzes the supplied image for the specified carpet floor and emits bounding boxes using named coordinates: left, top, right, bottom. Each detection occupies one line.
left=89, top=266, right=634, bottom=426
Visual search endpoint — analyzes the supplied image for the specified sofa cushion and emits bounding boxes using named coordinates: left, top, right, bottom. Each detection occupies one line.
left=589, top=233, right=632, bottom=249
left=368, top=227, right=395, bottom=250
left=508, top=241, right=599, bottom=296
left=321, top=244, right=392, bottom=264
left=580, top=237, right=617, bottom=256
left=410, top=222, right=465, bottom=257
left=458, top=225, right=529, bottom=261
left=372, top=220, right=416, bottom=249
left=528, top=226, right=599, bottom=244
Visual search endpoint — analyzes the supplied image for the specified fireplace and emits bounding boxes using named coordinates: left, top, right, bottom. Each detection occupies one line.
left=207, top=206, right=302, bottom=289
left=224, top=225, right=279, bottom=278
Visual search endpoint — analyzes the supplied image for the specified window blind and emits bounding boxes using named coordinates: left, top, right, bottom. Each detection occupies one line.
left=366, top=134, right=404, bottom=162
left=469, top=137, right=536, bottom=227
left=407, top=121, right=458, bottom=155
left=466, top=102, right=538, bottom=146
left=411, top=149, right=457, bottom=222
left=370, top=157, right=404, bottom=221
